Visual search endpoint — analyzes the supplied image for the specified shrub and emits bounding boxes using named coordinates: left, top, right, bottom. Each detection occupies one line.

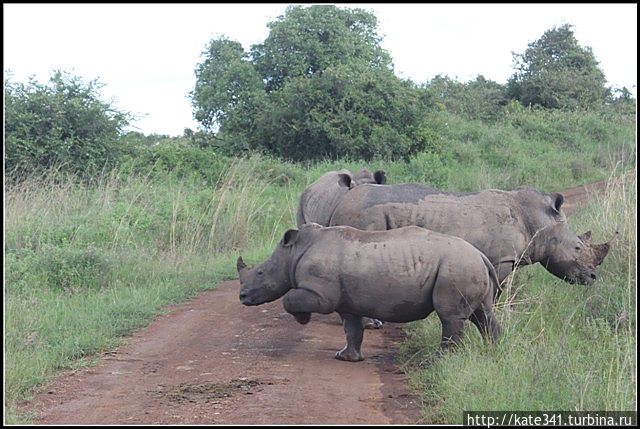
left=4, top=71, right=132, bottom=179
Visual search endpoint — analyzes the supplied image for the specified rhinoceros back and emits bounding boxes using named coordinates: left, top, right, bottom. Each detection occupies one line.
left=328, top=183, right=443, bottom=226
left=330, top=184, right=529, bottom=267
left=297, top=171, right=354, bottom=227
left=294, top=226, right=487, bottom=322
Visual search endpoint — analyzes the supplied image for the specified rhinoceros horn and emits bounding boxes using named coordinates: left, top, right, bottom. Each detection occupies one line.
left=593, top=231, right=619, bottom=266
left=578, top=230, right=592, bottom=243
left=236, top=256, right=247, bottom=272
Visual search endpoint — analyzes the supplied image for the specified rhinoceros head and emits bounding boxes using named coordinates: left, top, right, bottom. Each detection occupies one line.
left=537, top=225, right=615, bottom=285
left=356, top=168, right=386, bottom=185
left=514, top=188, right=614, bottom=285
left=337, top=168, right=386, bottom=189
left=237, top=229, right=300, bottom=306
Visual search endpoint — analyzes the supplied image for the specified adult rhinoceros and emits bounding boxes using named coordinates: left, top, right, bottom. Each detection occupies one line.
left=296, top=168, right=386, bottom=228
left=237, top=223, right=501, bottom=362
left=296, top=168, right=386, bottom=330
left=329, top=184, right=614, bottom=290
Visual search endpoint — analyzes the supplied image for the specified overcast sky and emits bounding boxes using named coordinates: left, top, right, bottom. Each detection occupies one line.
left=4, top=3, right=637, bottom=136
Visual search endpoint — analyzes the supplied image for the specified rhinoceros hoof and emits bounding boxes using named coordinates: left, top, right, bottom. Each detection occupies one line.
left=293, top=312, right=311, bottom=325
left=335, top=349, right=365, bottom=362
left=363, top=318, right=384, bottom=330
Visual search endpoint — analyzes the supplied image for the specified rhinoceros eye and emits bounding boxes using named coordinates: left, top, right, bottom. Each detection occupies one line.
left=257, top=270, right=264, bottom=276
left=575, top=246, right=582, bottom=251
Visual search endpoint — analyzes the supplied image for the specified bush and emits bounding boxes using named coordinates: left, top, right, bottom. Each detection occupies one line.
left=420, top=75, right=508, bottom=121
left=119, top=139, right=229, bottom=184
left=246, top=62, right=431, bottom=161
left=4, top=71, right=132, bottom=179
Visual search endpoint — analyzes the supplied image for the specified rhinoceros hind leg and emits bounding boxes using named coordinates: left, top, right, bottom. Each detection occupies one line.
left=438, top=317, right=465, bottom=350
left=469, top=303, right=501, bottom=343
left=335, top=313, right=365, bottom=362
left=493, top=262, right=516, bottom=301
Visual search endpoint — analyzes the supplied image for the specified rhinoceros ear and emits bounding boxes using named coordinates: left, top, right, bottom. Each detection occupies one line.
left=337, top=173, right=354, bottom=189
left=236, top=256, right=247, bottom=272
left=374, top=170, right=386, bottom=184
left=578, top=230, right=592, bottom=243
left=282, top=229, right=299, bottom=247
left=550, top=193, right=564, bottom=215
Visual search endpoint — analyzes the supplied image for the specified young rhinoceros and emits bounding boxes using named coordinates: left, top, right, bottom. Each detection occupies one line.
left=237, top=223, right=501, bottom=362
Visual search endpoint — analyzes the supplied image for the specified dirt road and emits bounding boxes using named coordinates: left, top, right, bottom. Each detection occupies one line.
left=559, top=178, right=608, bottom=215
left=20, top=281, right=422, bottom=424
left=18, top=175, right=621, bottom=424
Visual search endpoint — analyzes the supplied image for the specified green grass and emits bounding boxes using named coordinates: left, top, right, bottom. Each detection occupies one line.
left=397, top=171, right=636, bottom=423
left=4, top=108, right=636, bottom=423
left=4, top=158, right=288, bottom=423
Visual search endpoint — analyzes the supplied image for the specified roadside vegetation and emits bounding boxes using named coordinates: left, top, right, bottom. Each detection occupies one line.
left=4, top=134, right=635, bottom=423
left=4, top=4, right=636, bottom=423
left=397, top=170, right=636, bottom=421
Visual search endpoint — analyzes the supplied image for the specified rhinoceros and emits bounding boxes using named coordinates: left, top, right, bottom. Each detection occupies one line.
left=329, top=184, right=614, bottom=290
left=296, top=168, right=387, bottom=331
left=237, top=223, right=501, bottom=362
left=296, top=168, right=386, bottom=228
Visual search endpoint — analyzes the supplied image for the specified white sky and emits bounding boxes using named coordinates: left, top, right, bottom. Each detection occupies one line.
left=4, top=3, right=637, bottom=136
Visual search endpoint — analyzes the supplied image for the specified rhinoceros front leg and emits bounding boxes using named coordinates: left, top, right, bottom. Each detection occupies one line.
left=336, top=313, right=365, bottom=362
left=283, top=288, right=335, bottom=325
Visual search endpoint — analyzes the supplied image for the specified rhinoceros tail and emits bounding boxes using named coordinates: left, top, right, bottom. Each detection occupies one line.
left=296, top=193, right=308, bottom=228
left=296, top=203, right=306, bottom=228
left=481, top=252, right=502, bottom=302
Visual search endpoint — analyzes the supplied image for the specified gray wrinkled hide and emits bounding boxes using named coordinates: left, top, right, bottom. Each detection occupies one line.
left=238, top=224, right=500, bottom=361
left=296, top=169, right=385, bottom=227
left=329, top=184, right=611, bottom=287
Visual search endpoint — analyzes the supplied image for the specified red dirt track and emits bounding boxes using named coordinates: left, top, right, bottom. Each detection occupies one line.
left=19, top=281, right=421, bottom=424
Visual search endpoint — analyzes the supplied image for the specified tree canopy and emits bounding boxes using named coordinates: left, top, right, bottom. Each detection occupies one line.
left=190, top=5, right=430, bottom=161
left=188, top=15, right=629, bottom=161
left=507, top=24, right=608, bottom=109
left=191, top=37, right=265, bottom=132
left=250, top=5, right=393, bottom=93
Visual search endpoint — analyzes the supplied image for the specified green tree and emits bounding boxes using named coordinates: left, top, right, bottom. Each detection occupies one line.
left=250, top=62, right=433, bottom=161
left=190, top=38, right=265, bottom=133
left=507, top=24, right=608, bottom=109
left=420, top=75, right=508, bottom=121
left=191, top=5, right=429, bottom=161
left=251, top=5, right=392, bottom=92
left=606, top=86, right=636, bottom=116
left=5, top=70, right=132, bottom=177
